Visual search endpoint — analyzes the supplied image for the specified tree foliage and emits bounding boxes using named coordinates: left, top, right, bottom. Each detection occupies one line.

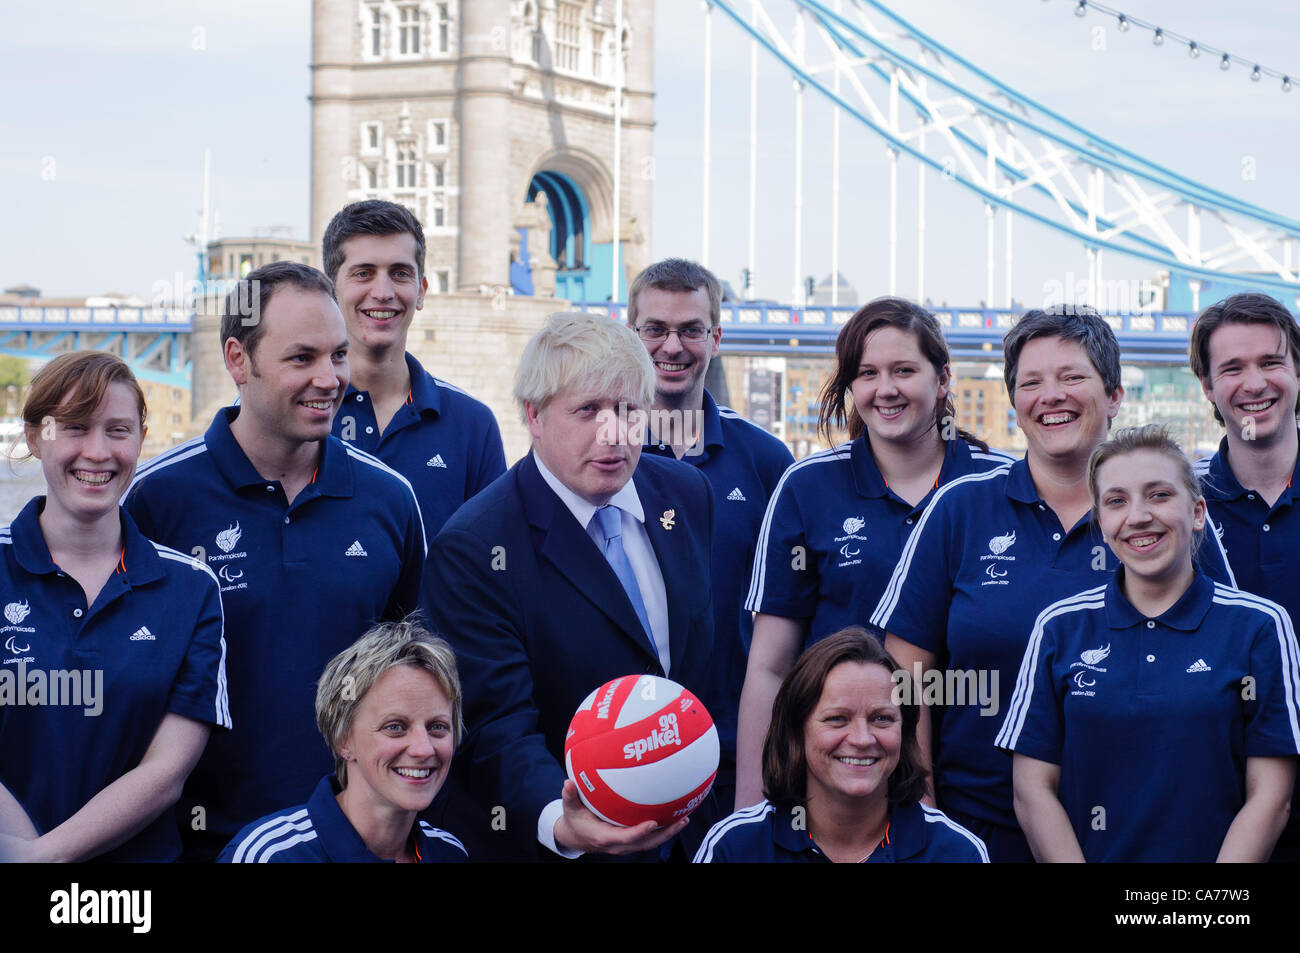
left=0, top=355, right=27, bottom=391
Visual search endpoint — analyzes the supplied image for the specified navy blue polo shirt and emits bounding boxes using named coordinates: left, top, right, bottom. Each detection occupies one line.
left=869, top=457, right=1236, bottom=831
left=693, top=798, right=989, bottom=862
left=332, top=352, right=507, bottom=540
left=1195, top=434, right=1298, bottom=625
left=1196, top=432, right=1300, bottom=851
left=996, top=572, right=1300, bottom=862
left=218, top=775, right=467, bottom=862
left=747, top=434, right=1012, bottom=646
left=641, top=390, right=793, bottom=772
left=0, top=497, right=229, bottom=862
left=124, top=407, right=425, bottom=858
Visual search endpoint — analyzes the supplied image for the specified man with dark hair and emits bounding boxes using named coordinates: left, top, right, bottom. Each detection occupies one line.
left=626, top=258, right=793, bottom=842
left=125, top=261, right=426, bottom=860
left=1189, top=290, right=1300, bottom=862
left=323, top=200, right=506, bottom=541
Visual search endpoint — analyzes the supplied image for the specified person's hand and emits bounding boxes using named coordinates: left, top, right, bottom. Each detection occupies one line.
left=553, top=780, right=688, bottom=856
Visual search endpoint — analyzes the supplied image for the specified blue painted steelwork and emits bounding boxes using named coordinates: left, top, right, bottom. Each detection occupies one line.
left=572, top=301, right=1215, bottom=363
left=523, top=170, right=626, bottom=303
left=0, top=306, right=193, bottom=389
left=0, top=306, right=193, bottom=331
left=527, top=170, right=597, bottom=301
left=509, top=228, right=536, bottom=296
left=707, top=0, right=1300, bottom=298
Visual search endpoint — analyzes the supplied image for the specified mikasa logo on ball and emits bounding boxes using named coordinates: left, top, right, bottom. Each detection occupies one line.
left=595, top=680, right=621, bottom=720
left=623, top=712, right=682, bottom=761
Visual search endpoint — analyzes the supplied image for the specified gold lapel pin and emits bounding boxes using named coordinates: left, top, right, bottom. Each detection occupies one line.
left=660, top=509, right=676, bottom=531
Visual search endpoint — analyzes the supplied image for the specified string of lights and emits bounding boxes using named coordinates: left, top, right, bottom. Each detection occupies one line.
left=1049, top=0, right=1294, bottom=91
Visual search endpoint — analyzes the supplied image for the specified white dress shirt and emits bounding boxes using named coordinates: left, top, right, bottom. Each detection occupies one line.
left=532, top=451, right=671, bottom=673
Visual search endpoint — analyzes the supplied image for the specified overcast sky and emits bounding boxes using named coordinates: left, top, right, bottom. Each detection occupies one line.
left=2, top=0, right=1297, bottom=308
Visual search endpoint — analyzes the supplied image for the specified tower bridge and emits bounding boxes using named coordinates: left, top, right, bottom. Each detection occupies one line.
left=0, top=306, right=192, bottom=389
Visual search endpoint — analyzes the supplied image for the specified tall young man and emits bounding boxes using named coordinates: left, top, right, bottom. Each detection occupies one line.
left=126, top=262, right=425, bottom=860
left=323, top=200, right=506, bottom=540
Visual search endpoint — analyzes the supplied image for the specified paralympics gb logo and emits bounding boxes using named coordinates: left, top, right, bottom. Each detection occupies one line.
left=5, top=600, right=31, bottom=625
left=216, top=522, right=242, bottom=553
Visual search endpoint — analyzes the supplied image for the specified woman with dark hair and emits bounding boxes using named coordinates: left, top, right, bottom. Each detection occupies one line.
left=696, top=628, right=987, bottom=862
left=998, top=426, right=1298, bottom=862
left=735, top=297, right=1011, bottom=808
left=0, top=351, right=228, bottom=862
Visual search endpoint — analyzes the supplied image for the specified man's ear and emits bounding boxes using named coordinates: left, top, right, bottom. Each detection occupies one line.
left=525, top=400, right=544, bottom=442
left=415, top=274, right=428, bottom=311
left=225, top=337, right=250, bottom=387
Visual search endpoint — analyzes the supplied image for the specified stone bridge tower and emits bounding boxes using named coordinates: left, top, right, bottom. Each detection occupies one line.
left=309, top=1, right=655, bottom=458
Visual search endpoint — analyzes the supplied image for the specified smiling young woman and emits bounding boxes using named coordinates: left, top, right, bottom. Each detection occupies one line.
left=735, top=298, right=1011, bottom=811
left=0, top=351, right=228, bottom=863
left=997, top=426, right=1300, bottom=862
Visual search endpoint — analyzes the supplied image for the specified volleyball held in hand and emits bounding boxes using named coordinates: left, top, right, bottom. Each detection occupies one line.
left=564, top=674, right=719, bottom=827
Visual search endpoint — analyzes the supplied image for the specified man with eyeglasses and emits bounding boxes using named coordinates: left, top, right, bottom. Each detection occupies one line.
left=627, top=259, right=793, bottom=852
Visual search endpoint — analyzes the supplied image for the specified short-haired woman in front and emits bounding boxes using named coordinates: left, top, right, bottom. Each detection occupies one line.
left=997, top=426, right=1299, bottom=862
left=696, top=628, right=987, bottom=863
left=220, top=619, right=467, bottom=863
left=0, top=351, right=228, bottom=862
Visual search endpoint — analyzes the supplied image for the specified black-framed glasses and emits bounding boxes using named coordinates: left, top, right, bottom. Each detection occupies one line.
left=635, top=324, right=714, bottom=342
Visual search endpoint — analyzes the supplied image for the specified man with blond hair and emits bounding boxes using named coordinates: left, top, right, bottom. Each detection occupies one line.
left=421, top=312, right=715, bottom=862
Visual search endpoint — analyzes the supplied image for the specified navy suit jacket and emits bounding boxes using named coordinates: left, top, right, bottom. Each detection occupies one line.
left=420, top=451, right=715, bottom=859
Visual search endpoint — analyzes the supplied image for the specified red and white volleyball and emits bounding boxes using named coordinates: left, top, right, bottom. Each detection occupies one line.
left=565, top=674, right=719, bottom=828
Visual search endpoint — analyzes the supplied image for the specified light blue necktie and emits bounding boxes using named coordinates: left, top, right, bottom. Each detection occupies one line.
left=593, top=505, right=655, bottom=654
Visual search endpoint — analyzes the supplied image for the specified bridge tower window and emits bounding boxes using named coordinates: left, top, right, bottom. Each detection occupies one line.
left=368, top=4, right=382, bottom=57
left=556, top=1, right=581, bottom=72
left=436, top=3, right=451, bottom=54
left=592, top=27, right=605, bottom=78
left=397, top=4, right=420, bottom=56
left=395, top=146, right=417, bottom=188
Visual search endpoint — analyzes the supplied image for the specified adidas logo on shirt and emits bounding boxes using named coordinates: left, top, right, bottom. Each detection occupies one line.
left=1186, top=658, right=1212, bottom=673
left=727, top=487, right=746, bottom=502
left=427, top=454, right=447, bottom=468
left=130, top=626, right=155, bottom=641
left=345, top=541, right=368, bottom=557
